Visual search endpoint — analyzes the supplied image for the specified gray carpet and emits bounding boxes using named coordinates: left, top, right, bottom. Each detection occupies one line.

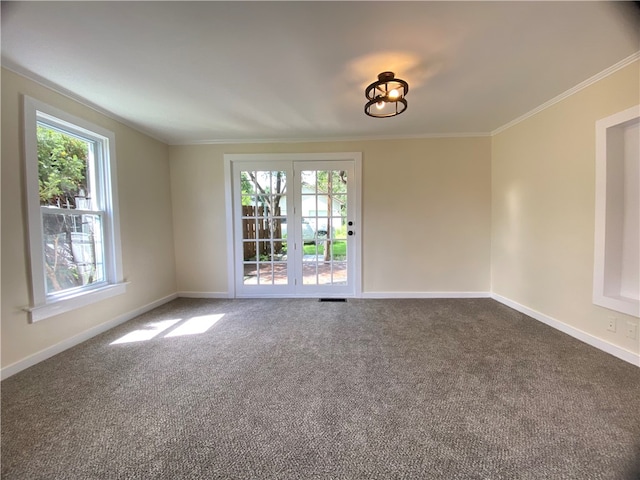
left=2, top=298, right=639, bottom=479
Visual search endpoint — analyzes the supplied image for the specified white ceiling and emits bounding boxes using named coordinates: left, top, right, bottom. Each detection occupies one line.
left=2, top=1, right=639, bottom=144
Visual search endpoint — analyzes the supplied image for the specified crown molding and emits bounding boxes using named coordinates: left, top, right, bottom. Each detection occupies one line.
left=492, top=51, right=640, bottom=136
left=170, top=132, right=491, bottom=146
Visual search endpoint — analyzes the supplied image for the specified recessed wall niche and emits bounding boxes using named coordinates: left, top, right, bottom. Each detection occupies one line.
left=593, top=105, right=640, bottom=318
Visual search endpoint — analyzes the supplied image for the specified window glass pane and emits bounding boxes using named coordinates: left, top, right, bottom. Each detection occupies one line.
left=37, top=124, right=93, bottom=209
left=42, top=211, right=105, bottom=294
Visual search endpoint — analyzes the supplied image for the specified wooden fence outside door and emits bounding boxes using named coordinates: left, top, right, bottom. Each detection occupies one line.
left=242, top=206, right=283, bottom=260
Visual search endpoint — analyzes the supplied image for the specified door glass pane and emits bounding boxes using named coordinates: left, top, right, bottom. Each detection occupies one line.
left=332, top=261, right=348, bottom=285
left=332, top=222, right=347, bottom=240
left=257, top=263, right=273, bottom=285
left=318, top=263, right=333, bottom=285
left=243, top=262, right=258, bottom=284
left=273, top=262, right=288, bottom=285
left=242, top=218, right=256, bottom=241
left=257, top=240, right=272, bottom=261
left=273, top=217, right=286, bottom=241
left=241, top=195, right=256, bottom=210
left=303, top=261, right=317, bottom=285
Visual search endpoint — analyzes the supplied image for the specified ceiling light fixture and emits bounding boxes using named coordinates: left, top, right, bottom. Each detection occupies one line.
left=364, top=71, right=409, bottom=118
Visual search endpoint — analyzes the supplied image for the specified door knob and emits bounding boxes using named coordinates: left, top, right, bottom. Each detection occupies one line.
left=348, top=230, right=354, bottom=236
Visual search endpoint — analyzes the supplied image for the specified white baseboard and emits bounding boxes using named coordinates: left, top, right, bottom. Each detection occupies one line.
left=1, top=293, right=178, bottom=380
left=491, top=293, right=639, bottom=367
left=177, top=291, right=230, bottom=299
left=362, top=291, right=491, bottom=299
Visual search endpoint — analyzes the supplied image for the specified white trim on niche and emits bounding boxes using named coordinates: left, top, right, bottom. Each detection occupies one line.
left=593, top=105, right=640, bottom=318
left=492, top=293, right=639, bottom=367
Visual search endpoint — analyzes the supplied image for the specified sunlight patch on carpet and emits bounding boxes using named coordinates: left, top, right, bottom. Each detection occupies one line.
left=164, top=314, right=224, bottom=338
left=110, top=319, right=182, bottom=345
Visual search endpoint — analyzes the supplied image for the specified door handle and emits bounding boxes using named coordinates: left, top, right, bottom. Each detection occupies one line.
left=348, top=230, right=354, bottom=236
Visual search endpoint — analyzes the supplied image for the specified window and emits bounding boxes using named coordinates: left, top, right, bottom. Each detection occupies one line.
left=23, top=96, right=125, bottom=322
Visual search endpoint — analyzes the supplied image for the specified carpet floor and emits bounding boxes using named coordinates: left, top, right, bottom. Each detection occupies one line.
left=2, top=298, right=639, bottom=479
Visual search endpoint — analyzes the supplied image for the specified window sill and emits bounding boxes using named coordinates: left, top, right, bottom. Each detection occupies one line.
left=26, top=282, right=128, bottom=323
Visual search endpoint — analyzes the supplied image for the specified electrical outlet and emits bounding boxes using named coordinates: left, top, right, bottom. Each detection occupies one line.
left=607, top=316, right=617, bottom=332
left=626, top=322, right=638, bottom=340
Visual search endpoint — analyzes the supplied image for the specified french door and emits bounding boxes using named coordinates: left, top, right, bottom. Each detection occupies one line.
left=228, top=154, right=360, bottom=297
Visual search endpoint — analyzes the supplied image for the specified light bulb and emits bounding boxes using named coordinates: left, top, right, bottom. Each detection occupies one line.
left=389, top=88, right=400, bottom=100
left=376, top=101, right=385, bottom=110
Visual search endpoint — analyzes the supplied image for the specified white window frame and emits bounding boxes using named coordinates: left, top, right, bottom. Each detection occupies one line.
left=23, top=96, right=126, bottom=322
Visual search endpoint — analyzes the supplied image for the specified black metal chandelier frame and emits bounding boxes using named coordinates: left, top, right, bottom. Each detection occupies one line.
left=364, top=71, right=409, bottom=118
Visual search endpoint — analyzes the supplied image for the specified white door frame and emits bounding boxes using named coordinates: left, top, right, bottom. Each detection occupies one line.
left=224, top=152, right=362, bottom=298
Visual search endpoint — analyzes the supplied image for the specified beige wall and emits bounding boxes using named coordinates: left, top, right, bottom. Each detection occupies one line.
left=491, top=61, right=640, bottom=356
left=169, top=137, right=492, bottom=295
left=1, top=69, right=177, bottom=368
